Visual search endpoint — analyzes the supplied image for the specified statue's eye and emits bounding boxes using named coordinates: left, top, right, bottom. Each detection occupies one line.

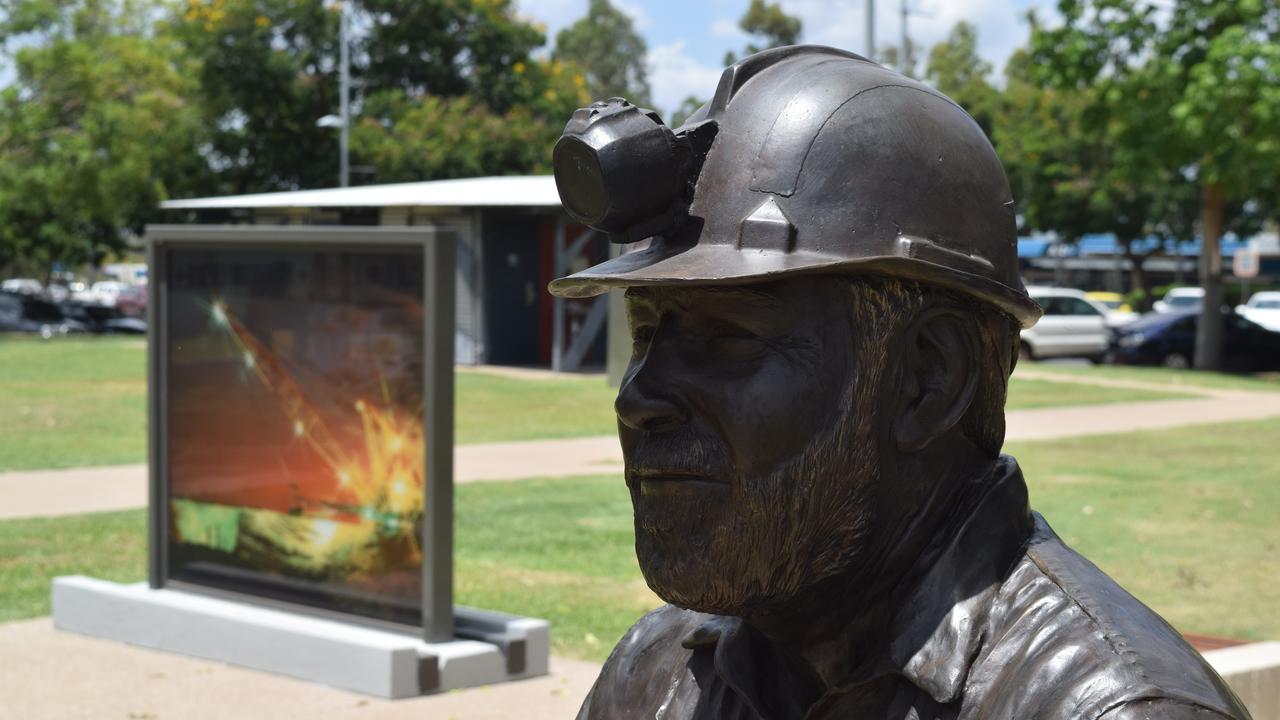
left=709, top=323, right=765, bottom=359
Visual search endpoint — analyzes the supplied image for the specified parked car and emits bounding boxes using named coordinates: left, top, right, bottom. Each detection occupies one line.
left=1153, top=286, right=1204, bottom=313
left=1108, top=309, right=1280, bottom=370
left=87, top=280, right=126, bottom=307
left=1236, top=291, right=1280, bottom=332
left=57, top=301, right=147, bottom=334
left=0, top=291, right=88, bottom=338
left=115, top=282, right=147, bottom=317
left=1085, top=291, right=1140, bottom=327
left=1021, top=287, right=1110, bottom=361
left=1, top=278, right=43, bottom=295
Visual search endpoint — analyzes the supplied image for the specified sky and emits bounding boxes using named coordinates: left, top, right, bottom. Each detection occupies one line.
left=517, top=0, right=1056, bottom=115
left=0, top=0, right=1054, bottom=114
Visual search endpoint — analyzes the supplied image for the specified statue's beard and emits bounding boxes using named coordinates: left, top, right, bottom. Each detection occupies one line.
left=627, top=394, right=879, bottom=617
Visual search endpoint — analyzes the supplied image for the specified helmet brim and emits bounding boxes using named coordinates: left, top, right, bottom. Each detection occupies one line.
left=549, top=241, right=1043, bottom=328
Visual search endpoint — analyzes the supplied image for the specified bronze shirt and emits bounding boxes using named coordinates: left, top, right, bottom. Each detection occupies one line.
left=578, top=457, right=1250, bottom=720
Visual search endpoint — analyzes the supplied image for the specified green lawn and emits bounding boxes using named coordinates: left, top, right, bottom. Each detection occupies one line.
left=1005, top=376, right=1192, bottom=409
left=453, top=371, right=616, bottom=444
left=0, top=336, right=1199, bottom=471
left=1020, top=359, right=1280, bottom=393
left=1007, top=419, right=1280, bottom=644
left=4, top=418, right=1278, bottom=659
left=0, top=337, right=617, bottom=471
left=0, top=478, right=651, bottom=660
left=0, top=337, right=148, bottom=471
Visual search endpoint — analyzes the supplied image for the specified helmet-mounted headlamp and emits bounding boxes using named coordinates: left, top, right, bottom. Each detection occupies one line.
left=552, top=98, right=718, bottom=244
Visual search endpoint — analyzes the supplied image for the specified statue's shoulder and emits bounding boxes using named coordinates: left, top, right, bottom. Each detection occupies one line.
left=577, top=604, right=718, bottom=720
left=963, top=514, right=1248, bottom=720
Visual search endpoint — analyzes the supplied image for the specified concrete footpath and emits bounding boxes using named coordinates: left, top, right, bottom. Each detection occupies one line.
left=0, top=618, right=602, bottom=720
left=0, top=435, right=624, bottom=520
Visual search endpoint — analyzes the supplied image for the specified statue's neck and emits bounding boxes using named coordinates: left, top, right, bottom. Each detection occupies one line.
left=744, top=439, right=995, bottom=692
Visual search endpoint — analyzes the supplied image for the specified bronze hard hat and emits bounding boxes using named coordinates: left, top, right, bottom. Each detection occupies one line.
left=549, top=45, right=1041, bottom=328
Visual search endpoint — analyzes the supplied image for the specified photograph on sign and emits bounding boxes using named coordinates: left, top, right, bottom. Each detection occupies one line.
left=164, top=246, right=426, bottom=625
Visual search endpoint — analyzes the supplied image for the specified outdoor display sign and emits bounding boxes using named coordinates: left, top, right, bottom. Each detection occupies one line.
left=146, top=225, right=455, bottom=641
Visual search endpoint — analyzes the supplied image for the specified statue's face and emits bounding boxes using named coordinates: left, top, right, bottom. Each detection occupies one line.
left=618, top=278, right=883, bottom=616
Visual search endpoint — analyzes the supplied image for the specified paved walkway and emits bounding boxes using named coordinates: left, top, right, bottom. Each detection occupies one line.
left=0, top=618, right=601, bottom=720
left=0, top=436, right=624, bottom=520
left=5, top=370, right=1280, bottom=521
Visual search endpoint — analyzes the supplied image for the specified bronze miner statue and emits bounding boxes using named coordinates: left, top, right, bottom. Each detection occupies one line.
left=549, top=46, right=1251, bottom=720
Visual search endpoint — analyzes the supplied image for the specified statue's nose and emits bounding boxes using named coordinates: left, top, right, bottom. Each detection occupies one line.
left=615, top=375, right=687, bottom=433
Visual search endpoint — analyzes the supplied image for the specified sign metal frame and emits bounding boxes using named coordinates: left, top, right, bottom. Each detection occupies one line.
left=145, top=224, right=456, bottom=643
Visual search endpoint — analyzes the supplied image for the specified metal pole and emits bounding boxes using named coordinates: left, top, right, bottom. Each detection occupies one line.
left=552, top=217, right=566, bottom=372
left=900, top=0, right=908, bottom=73
left=865, top=0, right=876, bottom=61
left=339, top=1, right=350, bottom=188
left=422, top=230, right=456, bottom=643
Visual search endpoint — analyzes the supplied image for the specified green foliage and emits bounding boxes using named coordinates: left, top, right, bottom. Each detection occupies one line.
left=553, top=0, right=651, bottom=107
left=879, top=39, right=921, bottom=78
left=172, top=0, right=341, bottom=193
left=0, top=0, right=206, bottom=268
left=722, top=0, right=801, bottom=66
left=668, top=95, right=706, bottom=128
left=925, top=22, right=999, bottom=144
left=1030, top=0, right=1280, bottom=361
left=344, top=0, right=587, bottom=184
left=352, top=59, right=585, bottom=182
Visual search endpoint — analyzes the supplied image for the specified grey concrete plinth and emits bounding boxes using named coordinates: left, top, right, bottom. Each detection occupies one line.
left=51, top=576, right=549, bottom=699
left=1204, top=642, right=1280, bottom=720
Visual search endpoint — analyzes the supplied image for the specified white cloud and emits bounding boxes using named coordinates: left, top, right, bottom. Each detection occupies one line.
left=759, top=0, right=1044, bottom=81
left=614, top=0, right=652, bottom=31
left=710, top=17, right=747, bottom=39
left=647, top=40, right=726, bottom=116
left=514, top=0, right=584, bottom=42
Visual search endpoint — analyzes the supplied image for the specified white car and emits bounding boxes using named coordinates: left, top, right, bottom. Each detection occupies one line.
left=1, top=278, right=43, bottom=295
left=1020, top=287, right=1110, bottom=361
left=1153, top=287, right=1204, bottom=313
left=1236, top=291, right=1280, bottom=332
left=88, top=280, right=126, bottom=307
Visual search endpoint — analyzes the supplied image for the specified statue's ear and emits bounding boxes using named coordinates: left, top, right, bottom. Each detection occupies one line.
left=892, top=309, right=979, bottom=453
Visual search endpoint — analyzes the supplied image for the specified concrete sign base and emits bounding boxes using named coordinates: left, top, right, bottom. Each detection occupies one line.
left=52, top=576, right=549, bottom=699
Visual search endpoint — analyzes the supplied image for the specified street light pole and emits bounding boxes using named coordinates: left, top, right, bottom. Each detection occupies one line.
left=339, top=1, right=350, bottom=188
left=866, top=0, right=876, bottom=62
left=900, top=0, right=909, bottom=73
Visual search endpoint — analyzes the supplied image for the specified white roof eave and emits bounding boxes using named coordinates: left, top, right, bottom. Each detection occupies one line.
left=161, top=175, right=562, bottom=210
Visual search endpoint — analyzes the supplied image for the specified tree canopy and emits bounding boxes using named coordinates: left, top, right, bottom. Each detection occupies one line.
left=1031, top=0, right=1280, bottom=368
left=0, top=0, right=206, bottom=269
left=553, top=0, right=651, bottom=108
left=722, top=0, right=802, bottom=66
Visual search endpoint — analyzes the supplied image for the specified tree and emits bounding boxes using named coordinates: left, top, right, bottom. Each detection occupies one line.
left=722, top=0, right=801, bottom=66
left=1032, top=0, right=1280, bottom=369
left=553, top=0, right=651, bottom=107
left=668, top=95, right=706, bottom=128
left=351, top=58, right=587, bottom=182
left=174, top=0, right=588, bottom=189
left=173, top=0, right=340, bottom=193
left=925, top=22, right=998, bottom=140
left=995, top=48, right=1200, bottom=310
left=0, top=0, right=206, bottom=270
left=879, top=38, right=921, bottom=78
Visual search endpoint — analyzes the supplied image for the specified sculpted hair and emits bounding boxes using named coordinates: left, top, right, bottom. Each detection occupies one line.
left=846, top=277, right=1019, bottom=457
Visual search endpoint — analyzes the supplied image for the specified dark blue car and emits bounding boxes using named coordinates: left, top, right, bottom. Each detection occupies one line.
left=1108, top=309, right=1280, bottom=370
